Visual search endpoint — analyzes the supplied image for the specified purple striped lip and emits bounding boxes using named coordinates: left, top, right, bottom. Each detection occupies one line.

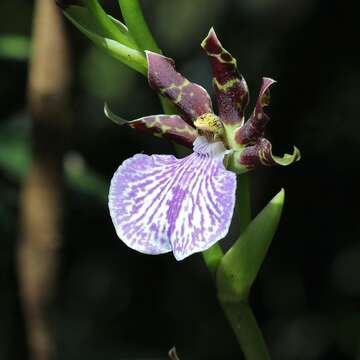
left=108, top=136, right=237, bottom=260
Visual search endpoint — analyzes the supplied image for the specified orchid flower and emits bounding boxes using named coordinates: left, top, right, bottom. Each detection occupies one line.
left=106, top=28, right=300, bottom=261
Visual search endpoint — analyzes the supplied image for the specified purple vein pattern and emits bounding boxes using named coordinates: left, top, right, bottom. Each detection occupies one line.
left=108, top=137, right=236, bottom=260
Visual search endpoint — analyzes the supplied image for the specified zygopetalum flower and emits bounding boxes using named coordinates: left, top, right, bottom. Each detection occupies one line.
left=106, top=28, right=300, bottom=261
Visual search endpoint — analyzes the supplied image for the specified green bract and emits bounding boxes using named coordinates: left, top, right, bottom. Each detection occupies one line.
left=63, top=4, right=147, bottom=74
left=217, top=189, right=285, bottom=301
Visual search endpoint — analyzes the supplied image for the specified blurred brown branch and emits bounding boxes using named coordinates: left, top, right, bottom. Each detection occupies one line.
left=17, top=0, right=72, bottom=359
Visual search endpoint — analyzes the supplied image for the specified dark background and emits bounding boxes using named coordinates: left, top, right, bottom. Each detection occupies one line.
left=0, top=0, right=359, bottom=359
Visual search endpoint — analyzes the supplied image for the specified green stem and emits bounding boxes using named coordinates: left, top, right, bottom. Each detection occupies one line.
left=217, top=173, right=272, bottom=359
left=119, top=0, right=161, bottom=53
left=237, top=173, right=251, bottom=234
left=202, top=244, right=224, bottom=278
left=114, top=3, right=267, bottom=357
left=220, top=299, right=270, bottom=360
left=85, top=0, right=135, bottom=47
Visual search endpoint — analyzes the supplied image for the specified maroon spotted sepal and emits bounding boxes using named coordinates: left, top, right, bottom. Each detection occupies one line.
left=235, top=77, right=275, bottom=145
left=201, top=28, right=249, bottom=125
left=237, top=138, right=301, bottom=169
left=146, top=51, right=213, bottom=123
left=104, top=104, right=197, bottom=148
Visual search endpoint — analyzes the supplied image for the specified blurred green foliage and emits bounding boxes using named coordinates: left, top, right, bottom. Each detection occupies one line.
left=0, top=36, right=30, bottom=61
left=0, top=116, right=107, bottom=201
left=80, top=47, right=136, bottom=101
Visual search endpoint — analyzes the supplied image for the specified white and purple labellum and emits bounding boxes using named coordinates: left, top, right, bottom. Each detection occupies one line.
left=108, top=136, right=236, bottom=261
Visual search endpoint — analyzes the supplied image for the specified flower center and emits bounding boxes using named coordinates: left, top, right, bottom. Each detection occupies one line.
left=194, top=113, right=224, bottom=138
left=194, top=113, right=224, bottom=142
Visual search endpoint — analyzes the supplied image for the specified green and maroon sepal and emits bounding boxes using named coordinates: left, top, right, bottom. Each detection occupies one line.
left=146, top=51, right=213, bottom=123
left=104, top=104, right=197, bottom=148
left=235, top=77, right=275, bottom=145
left=201, top=28, right=249, bottom=126
left=233, top=138, right=301, bottom=172
left=227, top=75, right=300, bottom=172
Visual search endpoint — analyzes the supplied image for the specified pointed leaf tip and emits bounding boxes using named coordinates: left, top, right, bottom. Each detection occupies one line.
left=272, top=188, right=285, bottom=205
left=104, top=103, right=128, bottom=125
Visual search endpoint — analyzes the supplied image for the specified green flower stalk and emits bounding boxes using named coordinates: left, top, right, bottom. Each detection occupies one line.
left=60, top=1, right=301, bottom=358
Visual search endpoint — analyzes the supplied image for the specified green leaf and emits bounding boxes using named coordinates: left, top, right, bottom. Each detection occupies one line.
left=118, top=0, right=161, bottom=53
left=217, top=189, right=285, bottom=301
left=64, top=6, right=147, bottom=75
left=80, top=1, right=137, bottom=48
left=65, top=5, right=136, bottom=46
left=0, top=35, right=30, bottom=61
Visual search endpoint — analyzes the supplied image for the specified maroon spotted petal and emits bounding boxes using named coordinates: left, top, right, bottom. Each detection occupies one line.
left=146, top=51, right=213, bottom=122
left=129, top=115, right=197, bottom=148
left=235, top=77, right=276, bottom=145
left=105, top=104, right=198, bottom=148
left=201, top=28, right=249, bottom=125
